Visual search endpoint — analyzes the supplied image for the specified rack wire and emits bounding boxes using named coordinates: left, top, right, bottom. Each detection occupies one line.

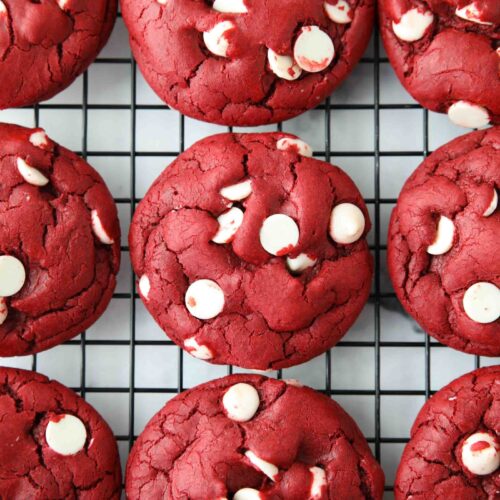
left=2, top=14, right=497, bottom=499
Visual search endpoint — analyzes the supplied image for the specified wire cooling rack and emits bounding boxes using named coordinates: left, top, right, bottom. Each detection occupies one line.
left=1, top=12, right=499, bottom=499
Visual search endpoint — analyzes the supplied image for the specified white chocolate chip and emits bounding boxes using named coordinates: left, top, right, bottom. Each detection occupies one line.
left=233, top=489, right=262, bottom=500
left=294, top=26, right=335, bottom=73
left=0, top=297, right=7, bottom=326
left=157, top=0, right=167, bottom=4
left=213, top=0, right=248, bottom=14
left=91, top=210, right=114, bottom=245
left=324, top=0, right=352, bottom=24
left=455, top=3, right=493, bottom=25
left=220, top=179, right=252, bottom=201
left=16, top=158, right=49, bottom=187
left=447, top=101, right=490, bottom=128
left=245, top=451, right=279, bottom=480
left=222, top=383, right=260, bottom=422
left=284, top=378, right=303, bottom=387
left=203, top=21, right=235, bottom=57
left=426, top=215, right=455, bottom=255
left=483, top=188, right=497, bottom=217
left=462, top=432, right=500, bottom=476
left=329, top=203, right=365, bottom=244
left=46, top=414, right=87, bottom=456
left=0, top=256, right=26, bottom=297
left=392, top=8, right=434, bottom=42
left=267, top=49, right=302, bottom=81
left=463, top=282, right=500, bottom=324
left=184, top=337, right=213, bottom=360
left=212, top=207, right=244, bottom=244
left=185, top=279, right=225, bottom=320
left=309, top=466, right=327, bottom=498
left=276, top=137, right=313, bottom=157
left=260, top=214, right=299, bottom=256
left=0, top=1, right=6, bottom=15
left=57, top=0, right=70, bottom=9
left=139, top=275, right=151, bottom=300
left=29, top=130, right=49, bottom=149
left=286, top=253, right=317, bottom=273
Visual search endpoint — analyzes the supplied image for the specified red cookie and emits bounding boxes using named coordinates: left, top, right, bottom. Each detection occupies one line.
left=0, top=123, right=121, bottom=356
left=120, top=0, right=374, bottom=126
left=395, top=366, right=500, bottom=499
left=0, top=0, right=117, bottom=109
left=378, top=0, right=500, bottom=128
left=130, top=133, right=372, bottom=370
left=0, top=367, right=122, bottom=498
left=388, top=127, right=499, bottom=356
left=126, top=374, right=385, bottom=499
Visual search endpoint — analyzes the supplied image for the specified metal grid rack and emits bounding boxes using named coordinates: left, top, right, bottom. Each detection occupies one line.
left=2, top=12, right=498, bottom=499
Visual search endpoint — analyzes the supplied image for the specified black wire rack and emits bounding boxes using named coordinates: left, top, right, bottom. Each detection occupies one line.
left=14, top=15, right=493, bottom=498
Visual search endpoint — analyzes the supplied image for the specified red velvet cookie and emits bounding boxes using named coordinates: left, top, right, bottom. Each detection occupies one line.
left=0, top=123, right=120, bottom=356
left=120, top=0, right=374, bottom=126
left=395, top=366, right=500, bottom=499
left=379, top=0, right=499, bottom=128
left=126, top=374, right=385, bottom=499
left=0, top=367, right=122, bottom=498
left=130, top=133, right=372, bottom=370
left=388, top=127, right=499, bottom=355
left=0, top=0, right=117, bottom=109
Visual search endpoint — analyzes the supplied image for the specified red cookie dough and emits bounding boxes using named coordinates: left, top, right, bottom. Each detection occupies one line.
left=0, top=0, right=117, bottom=109
left=379, top=0, right=500, bottom=128
left=387, top=127, right=499, bottom=356
left=395, top=366, right=500, bottom=499
left=129, top=133, right=372, bottom=370
left=0, top=367, right=122, bottom=499
left=126, top=374, right=385, bottom=499
left=0, top=123, right=121, bottom=356
left=120, top=0, right=374, bottom=127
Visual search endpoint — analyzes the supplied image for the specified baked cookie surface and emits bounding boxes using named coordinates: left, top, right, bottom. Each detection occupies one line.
left=395, top=366, right=500, bottom=499
left=0, top=123, right=120, bottom=356
left=388, top=127, right=499, bottom=356
left=0, top=0, right=117, bottom=109
left=126, top=374, right=385, bottom=499
left=0, top=367, right=122, bottom=499
left=379, top=0, right=499, bottom=128
left=130, top=133, right=372, bottom=369
left=120, top=0, right=374, bottom=126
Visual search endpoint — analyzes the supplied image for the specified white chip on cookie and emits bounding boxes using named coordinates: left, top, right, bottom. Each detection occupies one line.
left=17, top=158, right=49, bottom=187
left=447, top=101, right=490, bottom=129
left=213, top=0, right=248, bottom=14
left=139, top=275, right=151, bottom=300
left=324, top=0, right=352, bottom=24
left=185, top=279, right=225, bottom=320
left=427, top=215, right=455, bottom=255
left=286, top=253, right=317, bottom=273
left=220, top=179, right=252, bottom=201
left=0, top=297, right=7, bottom=326
left=212, top=207, right=244, bottom=244
left=223, top=383, right=260, bottom=421
left=233, top=489, right=262, bottom=500
left=329, top=203, right=365, bottom=244
left=294, top=26, right=335, bottom=73
left=463, top=282, right=500, bottom=324
left=0, top=1, right=6, bottom=15
left=461, top=432, right=500, bottom=476
left=483, top=188, right=497, bottom=217
left=29, top=130, right=50, bottom=149
left=260, top=214, right=299, bottom=256
left=392, top=8, right=434, bottom=42
left=184, top=337, right=213, bottom=360
left=309, top=466, right=327, bottom=498
left=91, top=210, right=114, bottom=245
left=203, top=21, right=235, bottom=57
left=267, top=49, right=302, bottom=81
left=455, top=2, right=493, bottom=25
left=245, top=451, right=279, bottom=480
left=46, top=414, right=87, bottom=456
left=277, top=137, right=313, bottom=157
left=0, top=256, right=26, bottom=297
